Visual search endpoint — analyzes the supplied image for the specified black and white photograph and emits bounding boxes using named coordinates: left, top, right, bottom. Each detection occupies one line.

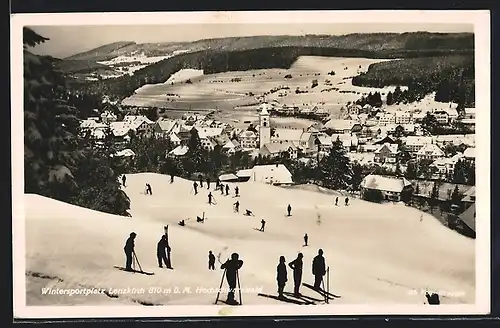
left=11, top=10, right=490, bottom=318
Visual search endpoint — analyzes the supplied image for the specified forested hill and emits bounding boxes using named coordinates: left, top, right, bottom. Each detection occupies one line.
left=64, top=32, right=474, bottom=62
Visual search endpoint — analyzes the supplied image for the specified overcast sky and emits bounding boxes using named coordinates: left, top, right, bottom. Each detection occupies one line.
left=29, top=23, right=473, bottom=59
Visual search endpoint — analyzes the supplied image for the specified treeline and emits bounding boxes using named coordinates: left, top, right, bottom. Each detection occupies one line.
left=352, top=55, right=475, bottom=107
left=68, top=46, right=474, bottom=101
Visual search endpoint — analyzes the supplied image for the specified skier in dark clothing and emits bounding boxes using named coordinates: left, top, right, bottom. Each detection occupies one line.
left=193, top=182, right=198, bottom=195
left=198, top=174, right=203, bottom=188
left=220, top=253, right=244, bottom=305
left=335, top=197, right=338, bottom=206
left=288, top=253, right=304, bottom=296
left=245, top=209, right=254, bottom=216
left=207, top=177, right=211, bottom=189
left=287, top=204, right=292, bottom=216
left=225, top=184, right=230, bottom=196
left=208, top=192, right=214, bottom=205
left=259, top=218, right=266, bottom=232
left=233, top=201, right=240, bottom=213
left=304, top=234, right=308, bottom=246
left=122, top=175, right=126, bottom=187
left=216, top=178, right=220, bottom=189
left=345, top=197, right=349, bottom=206
left=312, top=249, right=326, bottom=289
left=145, top=183, right=152, bottom=195
left=235, top=186, right=239, bottom=197
left=208, top=251, right=216, bottom=270
left=170, top=174, right=174, bottom=184
left=425, top=292, right=440, bottom=305
left=220, top=183, right=225, bottom=195
left=124, top=232, right=136, bottom=271
left=178, top=220, right=185, bottom=226
left=157, top=235, right=169, bottom=268
left=276, top=256, right=288, bottom=298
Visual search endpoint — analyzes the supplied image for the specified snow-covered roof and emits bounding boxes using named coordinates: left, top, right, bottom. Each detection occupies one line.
left=323, top=119, right=360, bottom=131
left=249, top=164, right=293, bottom=185
left=170, top=133, right=181, bottom=142
left=417, top=143, right=445, bottom=157
left=168, top=145, right=189, bottom=156
left=114, top=149, right=135, bottom=157
left=236, top=169, right=253, bottom=178
left=239, top=130, right=258, bottom=138
left=374, top=143, right=398, bottom=154
left=272, top=128, right=303, bottom=142
left=218, top=173, right=239, bottom=182
left=360, top=174, right=411, bottom=193
left=331, top=133, right=359, bottom=147
left=459, top=203, right=475, bottom=232
left=405, top=136, right=433, bottom=147
left=262, top=142, right=296, bottom=154
left=463, top=147, right=475, bottom=159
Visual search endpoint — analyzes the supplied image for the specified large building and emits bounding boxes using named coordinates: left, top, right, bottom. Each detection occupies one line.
left=360, top=174, right=413, bottom=202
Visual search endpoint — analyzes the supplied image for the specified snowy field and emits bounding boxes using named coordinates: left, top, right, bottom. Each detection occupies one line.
left=122, top=56, right=400, bottom=122
left=24, top=173, right=475, bottom=308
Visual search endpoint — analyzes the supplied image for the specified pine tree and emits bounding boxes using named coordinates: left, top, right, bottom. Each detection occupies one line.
left=450, top=185, right=462, bottom=205
left=386, top=91, right=394, bottom=105
left=429, top=181, right=440, bottom=212
left=319, top=138, right=353, bottom=190
left=405, top=161, right=418, bottom=179
left=24, top=27, right=83, bottom=200
left=185, top=128, right=207, bottom=174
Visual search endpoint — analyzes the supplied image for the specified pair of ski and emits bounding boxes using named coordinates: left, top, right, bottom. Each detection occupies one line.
left=257, top=292, right=321, bottom=305
left=302, top=283, right=341, bottom=300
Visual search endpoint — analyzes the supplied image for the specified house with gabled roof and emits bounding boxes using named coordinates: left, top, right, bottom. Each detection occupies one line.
left=360, top=174, right=413, bottom=202
left=374, top=143, right=398, bottom=164
left=260, top=142, right=298, bottom=159
left=416, top=143, right=445, bottom=161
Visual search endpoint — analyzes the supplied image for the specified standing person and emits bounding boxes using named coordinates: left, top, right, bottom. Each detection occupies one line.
left=163, top=229, right=173, bottom=269
left=233, top=201, right=240, bottom=213
left=208, top=192, right=214, bottom=205
left=198, top=174, right=204, bottom=188
left=303, top=233, right=308, bottom=246
left=170, top=174, right=174, bottom=184
left=276, top=256, right=288, bottom=299
left=157, top=235, right=169, bottom=268
left=122, top=175, right=126, bottom=187
left=288, top=253, right=304, bottom=296
left=259, top=218, right=266, bottom=232
left=216, top=178, right=220, bottom=189
left=312, top=249, right=326, bottom=289
left=335, top=197, right=338, bottom=206
left=145, top=183, right=152, bottom=195
left=235, top=186, right=239, bottom=197
left=207, top=177, right=211, bottom=189
left=220, top=183, right=225, bottom=195
left=124, top=232, right=136, bottom=271
left=225, top=184, right=230, bottom=196
left=208, top=251, right=216, bottom=270
left=345, top=197, right=349, bottom=206
left=220, top=253, right=244, bottom=305
left=193, top=181, right=198, bottom=195
left=287, top=204, right=292, bottom=216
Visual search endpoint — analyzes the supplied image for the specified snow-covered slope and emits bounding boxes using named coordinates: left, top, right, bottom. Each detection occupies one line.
left=25, top=173, right=475, bottom=307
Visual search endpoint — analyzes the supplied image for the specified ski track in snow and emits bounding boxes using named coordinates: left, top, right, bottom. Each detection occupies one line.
left=24, top=173, right=475, bottom=306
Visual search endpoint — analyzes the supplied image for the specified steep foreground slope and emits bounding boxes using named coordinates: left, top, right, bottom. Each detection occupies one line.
left=25, top=173, right=474, bottom=306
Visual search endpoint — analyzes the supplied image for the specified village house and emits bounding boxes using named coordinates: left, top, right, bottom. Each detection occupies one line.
left=154, top=119, right=178, bottom=138
left=394, top=111, right=413, bottom=125
left=374, top=143, right=399, bottom=164
left=271, top=128, right=304, bottom=145
left=260, top=142, right=298, bottom=159
left=170, top=133, right=182, bottom=147
left=323, top=119, right=362, bottom=134
left=412, top=111, right=428, bottom=123
left=433, top=110, right=454, bottom=124
left=377, top=113, right=396, bottom=126
left=431, top=153, right=463, bottom=178
left=404, top=136, right=434, bottom=152
left=222, top=140, right=242, bottom=155
left=463, top=147, right=475, bottom=163
left=239, top=130, right=259, bottom=149
left=236, top=164, right=293, bottom=185
left=360, top=174, right=413, bottom=202
left=330, top=133, right=359, bottom=152
left=463, top=108, right=476, bottom=120
left=415, top=143, right=445, bottom=161
left=100, top=111, right=118, bottom=124
left=314, top=133, right=333, bottom=152
left=373, top=134, right=396, bottom=145
left=298, top=132, right=317, bottom=153
left=435, top=134, right=475, bottom=148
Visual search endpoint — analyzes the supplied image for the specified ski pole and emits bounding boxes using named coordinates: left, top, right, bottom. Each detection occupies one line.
left=321, top=277, right=328, bottom=304
left=215, top=268, right=226, bottom=304
left=237, top=269, right=242, bottom=305
left=133, top=252, right=144, bottom=273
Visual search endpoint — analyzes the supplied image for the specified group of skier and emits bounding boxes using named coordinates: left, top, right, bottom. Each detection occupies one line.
left=123, top=229, right=173, bottom=272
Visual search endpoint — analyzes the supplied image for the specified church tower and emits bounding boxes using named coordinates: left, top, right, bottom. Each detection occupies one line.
left=259, top=103, right=271, bottom=149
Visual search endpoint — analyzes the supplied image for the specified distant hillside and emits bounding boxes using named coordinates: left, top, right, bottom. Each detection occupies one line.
left=64, top=32, right=474, bottom=63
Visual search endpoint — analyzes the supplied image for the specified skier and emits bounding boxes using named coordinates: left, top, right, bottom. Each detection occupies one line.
left=198, top=174, right=204, bottom=188
left=197, top=216, right=205, bottom=223
left=122, top=175, right=126, bottom=187
left=220, top=183, right=225, bottom=195
left=193, top=181, right=198, bottom=195
left=425, top=292, right=440, bottom=305
left=288, top=253, right=304, bottom=296
left=345, top=197, right=349, bottom=206
left=123, top=232, right=136, bottom=271
left=276, top=256, right=288, bottom=299
left=235, top=186, right=239, bottom=197
left=157, top=235, right=169, bottom=268
left=259, top=218, right=266, bottom=232
left=233, top=201, right=240, bottom=213
left=225, top=184, right=230, bottom=196
left=163, top=228, right=173, bottom=269
left=208, top=192, right=214, bottom=205
left=216, top=178, right=221, bottom=189
left=335, top=197, right=338, bottom=206
left=220, top=253, right=244, bottom=305
left=245, top=209, right=254, bottom=217
left=207, top=177, right=211, bottom=189
left=178, top=220, right=185, bottom=226
left=287, top=204, right=292, bottom=217
left=170, top=174, right=174, bottom=184
left=312, top=249, right=326, bottom=289
left=208, top=251, right=216, bottom=270
left=145, top=183, right=152, bottom=195
left=304, top=233, right=308, bottom=246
